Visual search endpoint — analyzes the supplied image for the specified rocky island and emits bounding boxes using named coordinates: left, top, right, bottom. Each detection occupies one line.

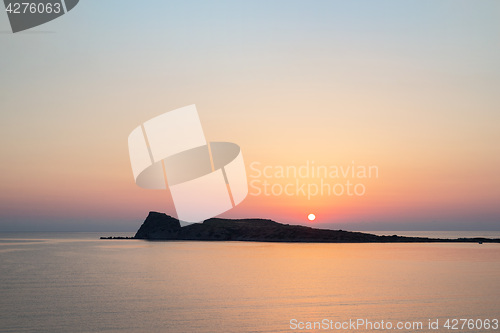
left=100, top=212, right=500, bottom=243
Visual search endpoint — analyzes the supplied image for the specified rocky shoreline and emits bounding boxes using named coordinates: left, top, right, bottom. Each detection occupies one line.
left=100, top=212, right=500, bottom=243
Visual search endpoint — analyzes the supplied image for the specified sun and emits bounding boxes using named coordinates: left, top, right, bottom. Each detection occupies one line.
left=307, top=213, right=316, bottom=221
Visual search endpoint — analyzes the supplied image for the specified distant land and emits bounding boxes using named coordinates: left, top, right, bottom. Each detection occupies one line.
left=100, top=212, right=500, bottom=243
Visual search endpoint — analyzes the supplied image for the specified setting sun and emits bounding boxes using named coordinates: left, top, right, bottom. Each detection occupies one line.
left=308, top=214, right=316, bottom=221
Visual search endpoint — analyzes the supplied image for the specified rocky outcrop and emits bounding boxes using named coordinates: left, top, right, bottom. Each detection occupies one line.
left=131, top=212, right=500, bottom=243
left=134, top=212, right=181, bottom=240
left=175, top=218, right=381, bottom=242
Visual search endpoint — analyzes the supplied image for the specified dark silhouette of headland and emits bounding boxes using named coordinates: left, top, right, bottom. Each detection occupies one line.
left=100, top=212, right=500, bottom=243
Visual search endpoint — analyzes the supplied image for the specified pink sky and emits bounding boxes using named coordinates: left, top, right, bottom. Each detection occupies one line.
left=0, top=1, right=499, bottom=231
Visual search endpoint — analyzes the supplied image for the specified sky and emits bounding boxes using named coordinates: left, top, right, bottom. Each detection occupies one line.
left=0, top=0, right=499, bottom=231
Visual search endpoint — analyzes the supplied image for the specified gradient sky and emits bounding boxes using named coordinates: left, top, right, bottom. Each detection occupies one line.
left=1, top=0, right=499, bottom=231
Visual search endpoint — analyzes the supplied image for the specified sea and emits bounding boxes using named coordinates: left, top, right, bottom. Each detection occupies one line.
left=0, top=231, right=499, bottom=332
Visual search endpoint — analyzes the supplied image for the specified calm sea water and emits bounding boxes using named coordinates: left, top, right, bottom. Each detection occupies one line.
left=0, top=232, right=499, bottom=333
